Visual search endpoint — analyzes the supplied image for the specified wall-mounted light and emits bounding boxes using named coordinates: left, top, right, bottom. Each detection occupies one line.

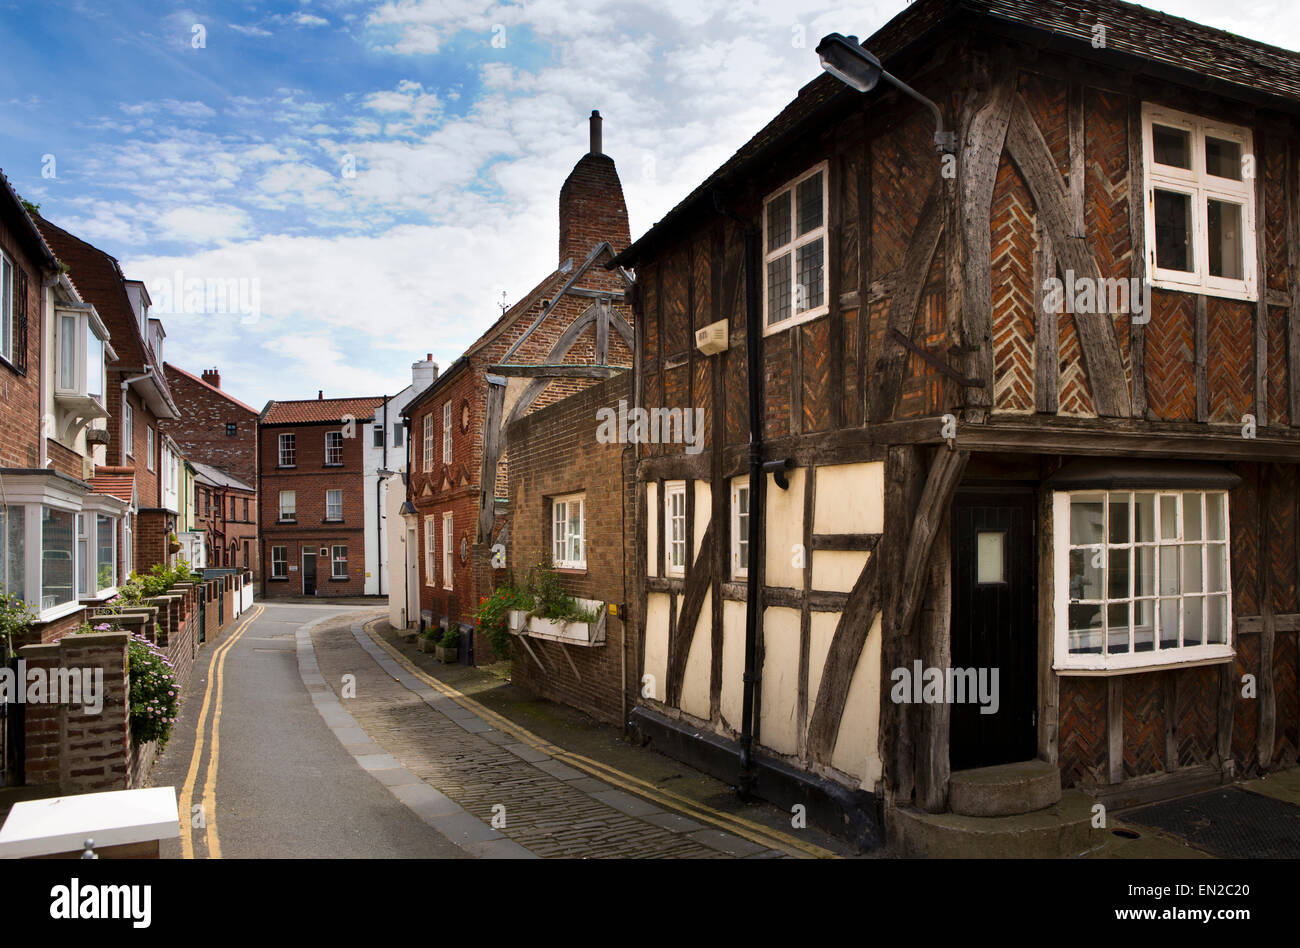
left=816, top=33, right=956, bottom=154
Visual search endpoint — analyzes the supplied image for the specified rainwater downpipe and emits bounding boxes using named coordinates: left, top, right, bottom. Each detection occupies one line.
left=713, top=189, right=763, bottom=798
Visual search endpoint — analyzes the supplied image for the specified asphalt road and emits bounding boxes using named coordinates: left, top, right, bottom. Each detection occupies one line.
left=150, top=602, right=465, bottom=859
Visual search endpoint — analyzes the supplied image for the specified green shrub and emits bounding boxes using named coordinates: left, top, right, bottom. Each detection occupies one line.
left=127, top=634, right=179, bottom=748
left=0, top=590, right=35, bottom=660
left=439, top=628, right=461, bottom=649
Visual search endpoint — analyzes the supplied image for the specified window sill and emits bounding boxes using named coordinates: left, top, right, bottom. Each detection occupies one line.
left=553, top=566, right=587, bottom=575
left=1146, top=276, right=1256, bottom=304
left=1055, top=646, right=1234, bottom=676
left=276, top=465, right=296, bottom=470
left=35, top=600, right=85, bottom=624
left=323, top=463, right=343, bottom=468
left=322, top=518, right=343, bottom=524
left=328, top=576, right=349, bottom=582
left=268, top=576, right=289, bottom=582
left=0, top=353, right=23, bottom=377
left=762, top=304, right=829, bottom=338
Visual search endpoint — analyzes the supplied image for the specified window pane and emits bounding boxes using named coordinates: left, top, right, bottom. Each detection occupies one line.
left=766, top=191, right=791, bottom=251
left=1152, top=124, right=1191, bottom=168
left=1108, top=547, right=1130, bottom=599
left=1135, top=492, right=1156, bottom=542
left=1108, top=493, right=1130, bottom=544
left=1134, top=599, right=1156, bottom=651
left=1154, top=189, right=1193, bottom=272
left=1107, top=602, right=1131, bottom=654
left=1183, top=596, right=1204, bottom=646
left=96, top=514, right=113, bottom=591
left=1068, top=603, right=1102, bottom=654
left=795, top=238, right=824, bottom=312
left=77, top=515, right=88, bottom=598
left=1205, top=493, right=1226, bottom=541
left=1206, top=543, right=1227, bottom=592
left=1135, top=545, right=1155, bottom=597
left=976, top=532, right=1003, bottom=583
left=4, top=506, right=25, bottom=601
left=41, top=506, right=75, bottom=610
left=1159, top=546, right=1179, bottom=596
left=1160, top=495, right=1179, bottom=538
left=1070, top=494, right=1104, bottom=545
left=1208, top=199, right=1243, bottom=280
left=1068, top=548, right=1104, bottom=600
left=1205, top=136, right=1242, bottom=180
left=1183, top=494, right=1202, bottom=541
left=1206, top=594, right=1228, bottom=644
left=58, top=315, right=76, bottom=389
left=1182, top=544, right=1203, bottom=592
left=767, top=254, right=791, bottom=326
left=796, top=172, right=823, bottom=236
left=86, top=326, right=103, bottom=399
left=1159, top=598, right=1180, bottom=648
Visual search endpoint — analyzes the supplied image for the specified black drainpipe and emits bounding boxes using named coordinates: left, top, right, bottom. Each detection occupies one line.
left=714, top=189, right=763, bottom=798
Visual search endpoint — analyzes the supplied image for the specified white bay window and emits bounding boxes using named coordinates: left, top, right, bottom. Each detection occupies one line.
left=1054, top=489, right=1232, bottom=672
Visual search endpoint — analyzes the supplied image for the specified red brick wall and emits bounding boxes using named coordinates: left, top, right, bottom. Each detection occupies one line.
left=504, top=372, right=635, bottom=724
left=259, top=420, right=369, bottom=597
left=134, top=509, right=176, bottom=575
left=159, top=366, right=258, bottom=485
left=0, top=212, right=44, bottom=469
left=558, top=153, right=631, bottom=268
left=196, top=484, right=258, bottom=574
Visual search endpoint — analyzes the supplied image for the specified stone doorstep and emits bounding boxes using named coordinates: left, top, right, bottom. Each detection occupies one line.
left=948, top=759, right=1063, bottom=817
left=889, top=790, right=1105, bottom=858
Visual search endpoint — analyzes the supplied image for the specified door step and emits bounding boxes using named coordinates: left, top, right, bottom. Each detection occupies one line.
left=889, top=790, right=1103, bottom=858
left=949, top=759, right=1062, bottom=817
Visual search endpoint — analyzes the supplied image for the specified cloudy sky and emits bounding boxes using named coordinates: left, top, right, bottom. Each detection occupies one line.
left=1, top=0, right=1296, bottom=408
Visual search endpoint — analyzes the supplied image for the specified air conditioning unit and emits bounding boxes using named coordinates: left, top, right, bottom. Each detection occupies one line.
left=694, top=319, right=729, bottom=356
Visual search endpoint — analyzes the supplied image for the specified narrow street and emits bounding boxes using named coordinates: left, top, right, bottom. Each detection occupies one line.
left=148, top=602, right=835, bottom=859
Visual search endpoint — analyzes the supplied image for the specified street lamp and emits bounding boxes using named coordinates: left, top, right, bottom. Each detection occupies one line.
left=816, top=33, right=956, bottom=154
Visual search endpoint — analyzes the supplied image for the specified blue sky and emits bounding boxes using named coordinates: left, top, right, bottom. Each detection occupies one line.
left=1, top=0, right=1295, bottom=408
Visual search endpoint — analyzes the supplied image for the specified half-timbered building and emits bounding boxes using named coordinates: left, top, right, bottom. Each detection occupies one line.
left=613, top=0, right=1300, bottom=852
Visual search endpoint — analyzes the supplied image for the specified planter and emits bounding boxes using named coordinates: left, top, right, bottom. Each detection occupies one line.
left=417, top=636, right=437, bottom=653
left=507, top=609, right=529, bottom=632
left=435, top=644, right=458, bottom=663
left=523, top=598, right=606, bottom=645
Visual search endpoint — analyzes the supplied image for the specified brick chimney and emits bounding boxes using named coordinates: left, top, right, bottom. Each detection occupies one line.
left=558, top=110, right=630, bottom=269
left=202, top=367, right=221, bottom=389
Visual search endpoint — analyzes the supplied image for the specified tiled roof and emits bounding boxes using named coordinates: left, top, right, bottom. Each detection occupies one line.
left=165, top=363, right=259, bottom=415
left=615, top=0, right=1300, bottom=265
left=260, top=396, right=386, bottom=425
left=190, top=461, right=254, bottom=492
left=88, top=466, right=135, bottom=504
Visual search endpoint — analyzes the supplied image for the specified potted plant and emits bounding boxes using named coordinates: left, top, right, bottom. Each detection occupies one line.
left=167, top=532, right=182, bottom=555
left=417, top=626, right=439, bottom=653
left=520, top=561, right=603, bottom=643
left=436, top=628, right=461, bottom=664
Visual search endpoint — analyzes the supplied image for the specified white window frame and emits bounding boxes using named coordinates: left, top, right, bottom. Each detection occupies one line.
left=1053, top=489, right=1234, bottom=673
left=424, top=515, right=436, bottom=586
left=278, top=490, right=296, bottom=523
left=442, top=402, right=452, bottom=463
left=124, top=402, right=134, bottom=457
left=271, top=545, right=287, bottom=579
left=325, top=430, right=343, bottom=465
left=423, top=415, right=434, bottom=471
left=146, top=427, right=155, bottom=471
left=278, top=432, right=295, bottom=467
left=331, top=545, right=348, bottom=580
left=551, top=493, right=586, bottom=570
left=730, top=480, right=750, bottom=579
left=762, top=161, right=830, bottom=336
left=54, top=308, right=108, bottom=404
left=664, top=481, right=687, bottom=577
left=0, top=249, right=14, bottom=365
left=1142, top=104, right=1256, bottom=301
left=325, top=489, right=343, bottom=521
left=442, top=511, right=454, bottom=590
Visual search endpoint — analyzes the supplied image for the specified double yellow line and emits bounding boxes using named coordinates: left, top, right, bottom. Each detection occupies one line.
left=361, top=620, right=838, bottom=859
left=178, top=604, right=264, bottom=859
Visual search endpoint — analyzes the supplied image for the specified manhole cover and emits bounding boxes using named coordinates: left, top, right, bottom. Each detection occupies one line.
left=1123, top=787, right=1300, bottom=858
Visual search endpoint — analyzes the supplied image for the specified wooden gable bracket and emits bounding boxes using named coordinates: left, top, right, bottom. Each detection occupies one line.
left=1004, top=93, right=1131, bottom=418
left=500, top=240, right=618, bottom=364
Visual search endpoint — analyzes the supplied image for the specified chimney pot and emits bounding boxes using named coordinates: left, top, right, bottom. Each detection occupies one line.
left=318, top=390, right=323, bottom=400
left=426, top=353, right=432, bottom=361
left=201, top=367, right=221, bottom=389
left=589, top=110, right=602, bottom=156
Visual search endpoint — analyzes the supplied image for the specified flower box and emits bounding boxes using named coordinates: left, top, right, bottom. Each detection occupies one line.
left=520, top=598, right=606, bottom=646
left=507, top=609, right=530, bottom=632
left=435, top=644, right=458, bottom=663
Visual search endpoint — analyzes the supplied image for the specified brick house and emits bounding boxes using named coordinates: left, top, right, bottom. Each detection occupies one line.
left=258, top=395, right=384, bottom=598
left=506, top=372, right=634, bottom=725
left=0, top=174, right=126, bottom=647
left=402, top=111, right=634, bottom=659
left=192, top=461, right=257, bottom=572
left=35, top=215, right=183, bottom=578
left=611, top=0, right=1300, bottom=851
left=159, top=364, right=259, bottom=575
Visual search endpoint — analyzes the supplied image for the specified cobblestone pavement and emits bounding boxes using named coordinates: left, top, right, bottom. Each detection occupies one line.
left=307, top=613, right=801, bottom=858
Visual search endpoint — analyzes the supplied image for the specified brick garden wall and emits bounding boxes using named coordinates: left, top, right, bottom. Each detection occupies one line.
left=504, top=372, right=635, bottom=725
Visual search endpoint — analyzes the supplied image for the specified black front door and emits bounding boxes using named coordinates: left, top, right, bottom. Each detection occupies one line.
left=950, top=490, right=1037, bottom=771
left=302, top=549, right=317, bottom=596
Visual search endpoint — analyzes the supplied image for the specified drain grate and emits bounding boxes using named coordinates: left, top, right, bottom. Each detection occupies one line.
left=1122, top=787, right=1300, bottom=858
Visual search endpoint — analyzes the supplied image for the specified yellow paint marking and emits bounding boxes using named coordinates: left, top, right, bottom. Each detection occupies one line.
left=361, top=620, right=838, bottom=859
left=177, top=604, right=263, bottom=859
